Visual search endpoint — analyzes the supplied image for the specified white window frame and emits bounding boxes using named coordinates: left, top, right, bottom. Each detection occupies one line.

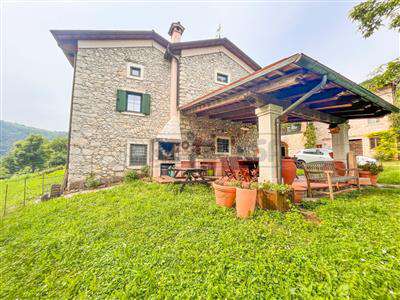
left=214, top=71, right=230, bottom=85
left=127, top=63, right=144, bottom=80
left=215, top=136, right=231, bottom=155
left=126, top=139, right=151, bottom=169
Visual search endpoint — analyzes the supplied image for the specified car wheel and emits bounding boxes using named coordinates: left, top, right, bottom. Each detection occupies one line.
left=296, top=160, right=306, bottom=169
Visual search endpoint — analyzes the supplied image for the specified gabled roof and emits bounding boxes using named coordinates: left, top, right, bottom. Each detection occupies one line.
left=180, top=53, right=399, bottom=124
left=50, top=30, right=261, bottom=70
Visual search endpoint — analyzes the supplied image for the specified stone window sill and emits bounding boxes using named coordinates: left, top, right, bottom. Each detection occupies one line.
left=121, top=111, right=146, bottom=117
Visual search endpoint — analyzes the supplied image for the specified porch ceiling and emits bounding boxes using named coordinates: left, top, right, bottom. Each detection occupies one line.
left=179, top=53, right=399, bottom=124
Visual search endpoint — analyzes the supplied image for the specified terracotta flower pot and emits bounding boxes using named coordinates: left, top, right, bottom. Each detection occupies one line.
left=236, top=187, right=257, bottom=219
left=334, top=161, right=346, bottom=176
left=281, top=158, right=296, bottom=185
left=212, top=182, right=236, bottom=208
left=370, top=174, right=378, bottom=186
left=358, top=170, right=371, bottom=178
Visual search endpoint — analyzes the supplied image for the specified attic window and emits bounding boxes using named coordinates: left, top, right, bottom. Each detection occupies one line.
left=215, top=72, right=230, bottom=85
left=127, top=63, right=144, bottom=80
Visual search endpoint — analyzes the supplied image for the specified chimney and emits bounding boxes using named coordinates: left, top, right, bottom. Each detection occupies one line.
left=168, top=22, right=185, bottom=43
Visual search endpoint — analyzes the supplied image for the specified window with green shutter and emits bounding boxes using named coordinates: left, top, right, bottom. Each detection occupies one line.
left=116, top=90, right=151, bottom=115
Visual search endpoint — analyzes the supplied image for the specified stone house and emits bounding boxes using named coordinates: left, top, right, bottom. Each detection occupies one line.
left=53, top=22, right=398, bottom=189
left=52, top=23, right=260, bottom=189
left=281, top=85, right=395, bottom=157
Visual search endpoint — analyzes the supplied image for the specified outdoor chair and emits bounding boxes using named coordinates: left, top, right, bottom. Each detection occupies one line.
left=304, top=160, right=360, bottom=200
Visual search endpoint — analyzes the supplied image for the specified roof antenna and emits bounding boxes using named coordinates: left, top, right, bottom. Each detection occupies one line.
left=216, top=23, right=222, bottom=39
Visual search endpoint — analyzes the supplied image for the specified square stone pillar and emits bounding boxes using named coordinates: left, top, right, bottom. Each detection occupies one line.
left=331, top=122, right=350, bottom=165
left=256, top=104, right=283, bottom=183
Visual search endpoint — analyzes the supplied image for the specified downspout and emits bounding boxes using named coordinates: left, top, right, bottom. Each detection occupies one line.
left=275, top=75, right=327, bottom=183
left=62, top=54, right=78, bottom=191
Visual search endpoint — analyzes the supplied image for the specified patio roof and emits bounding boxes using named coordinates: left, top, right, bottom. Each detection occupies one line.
left=180, top=53, right=399, bottom=124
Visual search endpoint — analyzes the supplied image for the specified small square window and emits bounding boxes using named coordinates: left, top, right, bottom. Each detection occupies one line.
left=216, top=137, right=230, bottom=154
left=130, top=67, right=141, bottom=77
left=216, top=72, right=229, bottom=84
left=126, top=93, right=142, bottom=113
left=129, top=144, right=148, bottom=166
left=127, top=63, right=144, bottom=80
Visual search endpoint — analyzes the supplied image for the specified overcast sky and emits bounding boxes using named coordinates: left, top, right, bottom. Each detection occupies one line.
left=1, top=1, right=399, bottom=131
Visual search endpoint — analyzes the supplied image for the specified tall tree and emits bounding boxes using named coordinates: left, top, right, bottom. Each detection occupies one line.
left=349, top=0, right=400, bottom=38
left=46, top=137, right=68, bottom=167
left=304, top=122, right=317, bottom=149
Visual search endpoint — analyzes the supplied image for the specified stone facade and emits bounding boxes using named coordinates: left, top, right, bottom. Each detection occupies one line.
left=281, top=86, right=395, bottom=158
left=68, top=46, right=171, bottom=188
left=67, top=44, right=255, bottom=189
left=179, top=52, right=250, bottom=106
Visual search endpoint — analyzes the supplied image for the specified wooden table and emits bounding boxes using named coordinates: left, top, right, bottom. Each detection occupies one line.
left=171, top=167, right=211, bottom=192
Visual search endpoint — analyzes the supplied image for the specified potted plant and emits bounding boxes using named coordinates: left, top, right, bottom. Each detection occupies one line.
left=212, top=177, right=240, bottom=208
left=257, top=182, right=293, bottom=212
left=236, top=181, right=258, bottom=219
left=358, top=162, right=383, bottom=186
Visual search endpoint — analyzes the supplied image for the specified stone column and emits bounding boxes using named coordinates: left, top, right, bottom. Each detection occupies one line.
left=331, top=122, right=350, bottom=165
left=256, top=104, right=283, bottom=183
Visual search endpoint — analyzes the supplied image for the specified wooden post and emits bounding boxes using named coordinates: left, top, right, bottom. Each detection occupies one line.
left=3, top=184, right=8, bottom=217
left=42, top=173, right=45, bottom=196
left=23, top=177, right=27, bottom=206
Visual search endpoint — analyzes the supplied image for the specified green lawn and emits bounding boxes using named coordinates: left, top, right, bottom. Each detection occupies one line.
left=1, top=182, right=400, bottom=298
left=378, top=161, right=400, bottom=185
left=0, top=169, right=65, bottom=215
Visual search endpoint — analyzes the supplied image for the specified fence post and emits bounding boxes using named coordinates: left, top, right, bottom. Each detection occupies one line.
left=42, top=173, right=45, bottom=196
left=3, top=184, right=8, bottom=217
left=23, top=177, right=27, bottom=206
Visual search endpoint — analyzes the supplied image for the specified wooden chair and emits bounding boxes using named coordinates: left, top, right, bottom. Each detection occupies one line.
left=304, top=160, right=360, bottom=200
left=220, top=157, right=234, bottom=179
left=228, top=156, right=250, bottom=181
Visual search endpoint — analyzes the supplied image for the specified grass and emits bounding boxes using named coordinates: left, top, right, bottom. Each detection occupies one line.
left=1, top=182, right=400, bottom=298
left=0, top=169, right=65, bottom=214
left=378, top=161, right=400, bottom=185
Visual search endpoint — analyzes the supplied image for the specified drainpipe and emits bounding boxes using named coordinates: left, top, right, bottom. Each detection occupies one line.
left=275, top=75, right=327, bottom=183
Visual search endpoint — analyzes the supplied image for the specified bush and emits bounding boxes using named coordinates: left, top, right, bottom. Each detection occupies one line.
left=140, top=165, right=150, bottom=178
left=125, top=169, right=140, bottom=182
left=85, top=173, right=101, bottom=188
left=367, top=129, right=399, bottom=161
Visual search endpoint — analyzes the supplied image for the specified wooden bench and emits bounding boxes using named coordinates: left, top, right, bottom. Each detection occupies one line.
left=304, top=161, right=360, bottom=200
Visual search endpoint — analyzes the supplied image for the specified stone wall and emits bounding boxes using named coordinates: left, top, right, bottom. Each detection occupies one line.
left=178, top=51, right=250, bottom=106
left=68, top=46, right=171, bottom=188
left=180, top=115, right=258, bottom=161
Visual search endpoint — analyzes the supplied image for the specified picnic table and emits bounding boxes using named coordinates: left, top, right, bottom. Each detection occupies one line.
left=171, top=167, right=212, bottom=192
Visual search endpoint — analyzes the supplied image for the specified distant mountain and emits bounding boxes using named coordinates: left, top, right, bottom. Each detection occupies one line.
left=0, top=120, right=67, bottom=156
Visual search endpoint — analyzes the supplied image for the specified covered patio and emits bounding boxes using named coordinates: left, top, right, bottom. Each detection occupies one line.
left=179, top=53, right=398, bottom=184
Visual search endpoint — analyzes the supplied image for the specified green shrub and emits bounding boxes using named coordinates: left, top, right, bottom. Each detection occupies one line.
left=358, top=162, right=384, bottom=175
left=367, top=129, right=399, bottom=161
left=259, top=181, right=293, bottom=195
left=85, top=173, right=101, bottom=188
left=125, top=169, right=140, bottom=182
left=140, top=165, right=150, bottom=178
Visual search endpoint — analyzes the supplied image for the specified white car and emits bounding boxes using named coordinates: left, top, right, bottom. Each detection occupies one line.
left=294, top=148, right=333, bottom=164
left=356, top=156, right=377, bottom=166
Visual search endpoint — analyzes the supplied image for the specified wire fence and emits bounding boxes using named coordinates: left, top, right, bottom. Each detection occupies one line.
left=0, top=170, right=65, bottom=218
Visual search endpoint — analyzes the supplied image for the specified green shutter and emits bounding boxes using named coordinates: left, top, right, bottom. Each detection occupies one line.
left=116, top=90, right=127, bottom=112
left=141, top=94, right=151, bottom=115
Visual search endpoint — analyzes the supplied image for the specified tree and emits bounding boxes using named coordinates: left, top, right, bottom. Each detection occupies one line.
left=45, top=137, right=68, bottom=168
left=362, top=59, right=400, bottom=131
left=349, top=0, right=400, bottom=38
left=304, top=122, right=317, bottom=149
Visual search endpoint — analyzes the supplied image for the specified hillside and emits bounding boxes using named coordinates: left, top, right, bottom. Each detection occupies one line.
left=0, top=120, right=67, bottom=156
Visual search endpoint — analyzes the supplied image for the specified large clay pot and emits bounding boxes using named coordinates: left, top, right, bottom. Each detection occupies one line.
left=281, top=158, right=297, bottom=185
left=236, top=188, right=257, bottom=219
left=334, top=161, right=346, bottom=176
left=212, top=183, right=236, bottom=208
left=370, top=174, right=378, bottom=186
left=358, top=170, right=371, bottom=178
